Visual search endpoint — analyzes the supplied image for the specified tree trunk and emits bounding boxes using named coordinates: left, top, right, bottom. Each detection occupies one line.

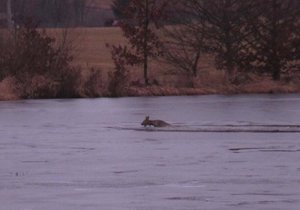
left=143, top=0, right=149, bottom=85
left=272, top=69, right=280, bottom=80
left=270, top=0, right=280, bottom=81
left=7, top=0, right=13, bottom=28
left=271, top=56, right=281, bottom=80
left=192, top=50, right=201, bottom=77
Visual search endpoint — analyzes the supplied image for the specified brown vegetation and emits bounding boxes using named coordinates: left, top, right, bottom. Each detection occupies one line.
left=1, top=25, right=300, bottom=100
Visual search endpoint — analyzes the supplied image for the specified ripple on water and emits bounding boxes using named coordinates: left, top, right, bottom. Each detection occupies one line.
left=108, top=124, right=300, bottom=133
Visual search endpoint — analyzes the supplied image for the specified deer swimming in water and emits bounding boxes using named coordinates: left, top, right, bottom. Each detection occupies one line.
left=141, top=116, right=170, bottom=127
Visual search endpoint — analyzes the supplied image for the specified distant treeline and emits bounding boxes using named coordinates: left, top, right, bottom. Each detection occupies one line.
left=2, top=0, right=114, bottom=27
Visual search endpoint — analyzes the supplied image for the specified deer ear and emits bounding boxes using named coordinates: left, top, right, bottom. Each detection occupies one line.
left=146, top=116, right=149, bottom=119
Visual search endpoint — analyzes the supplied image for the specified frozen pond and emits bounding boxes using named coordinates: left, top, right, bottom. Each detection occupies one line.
left=1, top=94, right=300, bottom=210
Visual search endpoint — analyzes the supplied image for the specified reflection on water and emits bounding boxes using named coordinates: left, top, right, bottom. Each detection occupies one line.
left=1, top=94, right=300, bottom=210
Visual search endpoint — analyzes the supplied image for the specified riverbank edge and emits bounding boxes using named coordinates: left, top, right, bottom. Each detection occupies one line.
left=1, top=79, right=300, bottom=101
left=126, top=83, right=300, bottom=97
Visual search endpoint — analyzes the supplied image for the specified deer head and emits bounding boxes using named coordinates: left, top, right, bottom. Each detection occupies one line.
left=141, top=116, right=150, bottom=126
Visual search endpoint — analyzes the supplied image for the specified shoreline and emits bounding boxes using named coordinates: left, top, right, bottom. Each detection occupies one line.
left=1, top=79, right=300, bottom=101
left=124, top=78, right=300, bottom=97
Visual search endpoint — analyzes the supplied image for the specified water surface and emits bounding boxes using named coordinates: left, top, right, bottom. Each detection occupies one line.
left=1, top=94, right=300, bottom=210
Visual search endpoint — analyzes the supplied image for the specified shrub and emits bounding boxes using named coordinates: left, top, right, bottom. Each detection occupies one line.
left=54, top=66, right=81, bottom=98
left=108, top=68, right=130, bottom=97
left=0, top=20, right=80, bottom=98
left=83, top=67, right=105, bottom=97
left=106, top=44, right=131, bottom=97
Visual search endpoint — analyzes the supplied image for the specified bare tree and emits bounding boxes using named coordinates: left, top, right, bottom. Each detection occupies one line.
left=163, top=25, right=204, bottom=77
left=164, top=0, right=300, bottom=81
left=163, top=0, right=257, bottom=80
left=109, top=0, right=168, bottom=85
left=245, top=0, right=300, bottom=80
left=185, top=0, right=257, bottom=79
left=163, top=1, right=207, bottom=77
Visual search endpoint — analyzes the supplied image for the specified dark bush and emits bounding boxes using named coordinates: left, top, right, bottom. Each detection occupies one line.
left=0, top=20, right=80, bottom=98
left=106, top=44, right=131, bottom=97
left=108, top=68, right=129, bottom=97
left=83, top=67, right=105, bottom=97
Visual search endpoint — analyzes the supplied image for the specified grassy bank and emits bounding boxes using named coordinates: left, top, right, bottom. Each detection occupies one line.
left=1, top=27, right=300, bottom=100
